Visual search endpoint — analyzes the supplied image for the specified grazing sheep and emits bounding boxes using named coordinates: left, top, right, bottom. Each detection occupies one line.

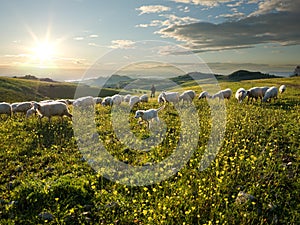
left=26, top=107, right=36, bottom=119
left=279, top=85, right=286, bottom=94
left=124, top=94, right=131, bottom=102
left=112, top=94, right=122, bottom=105
left=262, top=86, right=278, bottom=103
left=139, top=94, right=149, bottom=103
left=129, top=96, right=140, bottom=108
left=261, top=86, right=270, bottom=96
left=212, top=88, right=232, bottom=100
left=0, top=102, right=12, bottom=118
left=235, top=88, right=247, bottom=103
left=56, top=99, right=68, bottom=104
left=93, top=97, right=102, bottom=105
left=66, top=99, right=74, bottom=105
left=40, top=100, right=53, bottom=104
left=179, top=90, right=196, bottom=104
left=32, top=102, right=72, bottom=122
left=135, top=105, right=165, bottom=129
left=158, top=93, right=165, bottom=104
left=161, top=92, right=180, bottom=104
left=12, top=102, right=33, bottom=115
left=198, top=91, right=210, bottom=99
left=73, top=96, right=94, bottom=107
left=11, top=102, right=20, bottom=111
left=101, top=97, right=113, bottom=106
left=246, top=87, right=268, bottom=103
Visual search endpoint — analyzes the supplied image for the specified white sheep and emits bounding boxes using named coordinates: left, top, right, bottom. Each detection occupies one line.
left=26, top=107, right=36, bottom=119
left=212, top=88, right=232, bottom=100
left=12, top=102, right=33, bottom=115
left=112, top=94, right=122, bottom=105
left=198, top=91, right=210, bottom=99
left=129, top=96, right=140, bottom=108
left=235, top=88, right=247, bottom=103
left=261, top=86, right=269, bottom=96
left=93, top=97, right=102, bottom=105
left=262, top=86, right=278, bottom=103
left=124, top=94, right=131, bottom=102
left=139, top=94, right=149, bottom=103
left=0, top=102, right=12, bottom=118
left=101, top=97, right=113, bottom=106
left=66, top=99, right=74, bottom=105
left=32, top=102, right=72, bottom=122
left=279, top=85, right=286, bottom=94
left=135, top=105, right=165, bottom=129
left=246, top=87, right=268, bottom=103
left=40, top=100, right=53, bottom=104
left=73, top=96, right=94, bottom=107
left=56, top=99, right=68, bottom=104
left=161, top=92, right=180, bottom=104
left=179, top=90, right=196, bottom=104
left=158, top=93, right=165, bottom=104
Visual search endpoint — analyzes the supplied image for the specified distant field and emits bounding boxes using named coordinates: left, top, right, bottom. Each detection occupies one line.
left=0, top=76, right=299, bottom=224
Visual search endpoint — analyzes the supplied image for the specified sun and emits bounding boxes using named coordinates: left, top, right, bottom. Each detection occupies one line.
left=34, top=42, right=54, bottom=61
left=28, top=38, right=60, bottom=68
left=31, top=41, right=56, bottom=64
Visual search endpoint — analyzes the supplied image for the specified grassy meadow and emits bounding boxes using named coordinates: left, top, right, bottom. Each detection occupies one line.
left=0, top=76, right=299, bottom=224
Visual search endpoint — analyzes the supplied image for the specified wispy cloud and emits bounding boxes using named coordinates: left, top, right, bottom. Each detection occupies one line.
left=216, top=12, right=245, bottom=19
left=73, top=37, right=84, bottom=41
left=89, top=34, right=99, bottom=38
left=136, top=5, right=171, bottom=15
left=177, top=5, right=190, bottom=12
left=110, top=40, right=135, bottom=49
left=227, top=0, right=244, bottom=8
left=170, top=0, right=232, bottom=7
left=136, top=14, right=200, bottom=28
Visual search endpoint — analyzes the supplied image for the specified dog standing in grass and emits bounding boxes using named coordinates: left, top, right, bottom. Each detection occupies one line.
left=135, top=105, right=165, bottom=129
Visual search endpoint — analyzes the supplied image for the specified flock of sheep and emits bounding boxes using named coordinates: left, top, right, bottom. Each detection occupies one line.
left=0, top=84, right=286, bottom=122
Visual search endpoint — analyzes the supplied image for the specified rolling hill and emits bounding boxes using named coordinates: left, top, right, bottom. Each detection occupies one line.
left=0, top=77, right=120, bottom=103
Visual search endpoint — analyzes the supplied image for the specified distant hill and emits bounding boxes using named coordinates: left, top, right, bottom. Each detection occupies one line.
left=80, top=74, right=134, bottom=88
left=74, top=70, right=282, bottom=92
left=225, top=70, right=278, bottom=81
left=0, top=76, right=120, bottom=103
left=13, top=74, right=56, bottom=82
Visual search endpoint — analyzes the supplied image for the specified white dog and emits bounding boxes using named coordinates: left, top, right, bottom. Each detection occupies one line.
left=134, top=105, right=165, bottom=128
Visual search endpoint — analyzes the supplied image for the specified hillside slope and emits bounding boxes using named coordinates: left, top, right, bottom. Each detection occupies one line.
left=0, top=77, right=120, bottom=102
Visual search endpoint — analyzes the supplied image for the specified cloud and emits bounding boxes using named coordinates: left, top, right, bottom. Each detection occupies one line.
left=217, top=12, right=245, bottom=19
left=135, top=20, right=162, bottom=28
left=110, top=40, right=135, bottom=49
left=177, top=5, right=190, bottom=12
left=4, top=54, right=31, bottom=58
left=136, top=14, right=200, bottom=29
left=227, top=0, right=244, bottom=8
left=89, top=34, right=99, bottom=38
left=157, top=7, right=300, bottom=53
left=136, top=5, right=171, bottom=15
left=170, top=0, right=232, bottom=7
left=74, top=37, right=84, bottom=41
left=250, top=0, right=300, bottom=16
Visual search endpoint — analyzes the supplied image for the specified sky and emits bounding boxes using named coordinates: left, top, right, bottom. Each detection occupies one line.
left=0, top=0, right=299, bottom=81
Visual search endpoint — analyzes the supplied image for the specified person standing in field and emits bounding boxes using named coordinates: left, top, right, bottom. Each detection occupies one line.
left=151, top=84, right=156, bottom=98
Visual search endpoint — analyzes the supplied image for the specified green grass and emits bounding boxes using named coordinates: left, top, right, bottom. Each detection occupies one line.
left=0, top=76, right=299, bottom=224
